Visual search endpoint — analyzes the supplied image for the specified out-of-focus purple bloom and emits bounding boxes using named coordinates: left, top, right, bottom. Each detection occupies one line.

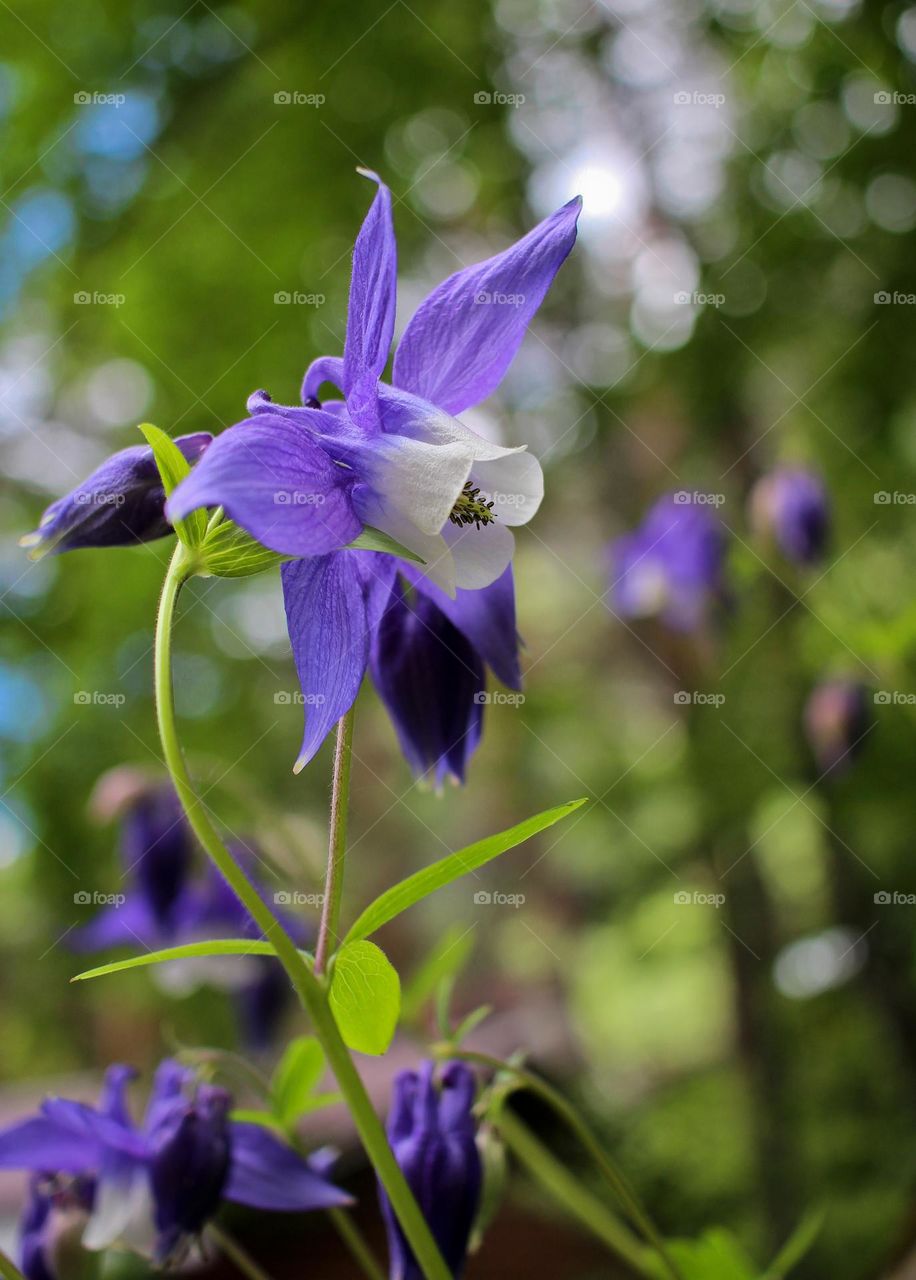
left=610, top=493, right=727, bottom=632
left=20, top=1176, right=95, bottom=1280
left=73, top=778, right=297, bottom=1048
left=0, top=1061, right=350, bottom=1265
left=750, top=467, right=830, bottom=566
left=20, top=434, right=211, bottom=558
left=380, top=1062, right=481, bottom=1280
left=804, top=679, right=871, bottom=776
left=167, top=172, right=579, bottom=777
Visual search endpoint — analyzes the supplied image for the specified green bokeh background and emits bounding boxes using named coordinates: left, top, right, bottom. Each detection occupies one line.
left=2, top=0, right=916, bottom=1276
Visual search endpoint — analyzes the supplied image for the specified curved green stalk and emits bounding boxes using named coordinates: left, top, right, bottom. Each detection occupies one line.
left=438, top=1047, right=683, bottom=1280
left=315, top=707, right=355, bottom=974
left=154, top=545, right=450, bottom=1280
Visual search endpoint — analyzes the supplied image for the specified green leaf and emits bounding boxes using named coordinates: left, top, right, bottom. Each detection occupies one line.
left=346, top=525, right=425, bottom=563
left=344, top=798, right=587, bottom=944
left=329, top=940, right=401, bottom=1056
left=0, top=1248, right=27, bottom=1280
left=230, top=1108, right=285, bottom=1134
left=451, top=1004, right=492, bottom=1044
left=138, top=423, right=207, bottom=547
left=401, top=923, right=475, bottom=1024
left=70, top=939, right=312, bottom=982
left=271, top=1036, right=326, bottom=1127
left=667, top=1229, right=757, bottom=1280
left=198, top=517, right=291, bottom=578
left=762, top=1209, right=825, bottom=1279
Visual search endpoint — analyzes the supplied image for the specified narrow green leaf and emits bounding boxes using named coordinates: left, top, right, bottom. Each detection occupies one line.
left=0, top=1248, right=27, bottom=1280
left=344, top=799, right=587, bottom=944
left=401, top=923, right=475, bottom=1024
left=271, top=1036, right=326, bottom=1127
left=139, top=423, right=207, bottom=547
left=346, top=525, right=425, bottom=563
left=762, top=1209, right=825, bottom=1280
left=70, top=939, right=314, bottom=982
left=451, top=1004, right=493, bottom=1045
left=198, top=518, right=291, bottom=578
left=329, top=940, right=401, bottom=1056
left=230, top=1108, right=285, bottom=1134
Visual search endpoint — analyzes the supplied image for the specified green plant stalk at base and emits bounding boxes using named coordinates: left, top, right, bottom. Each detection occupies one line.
left=315, top=707, right=355, bottom=974
left=154, top=545, right=450, bottom=1280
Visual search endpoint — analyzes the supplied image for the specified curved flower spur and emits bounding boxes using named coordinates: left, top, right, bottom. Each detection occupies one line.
left=168, top=171, right=581, bottom=779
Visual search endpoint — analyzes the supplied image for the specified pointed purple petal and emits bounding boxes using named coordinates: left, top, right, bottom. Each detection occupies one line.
left=0, top=1118, right=101, bottom=1171
left=281, top=551, right=396, bottom=771
left=69, top=898, right=160, bottom=953
left=343, top=171, right=397, bottom=430
left=301, top=356, right=345, bottom=406
left=402, top=562, right=521, bottom=690
left=393, top=197, right=581, bottom=414
left=167, top=416, right=362, bottom=558
left=224, top=1123, right=352, bottom=1211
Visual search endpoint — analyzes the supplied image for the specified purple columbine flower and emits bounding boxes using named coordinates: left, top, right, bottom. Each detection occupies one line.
left=610, top=493, right=727, bottom=632
left=20, top=1175, right=96, bottom=1280
left=166, top=171, right=580, bottom=777
left=749, top=466, right=830, bottom=566
left=803, top=679, right=870, bottom=776
left=0, top=1060, right=350, bottom=1267
left=379, top=1062, right=481, bottom=1280
left=20, top=434, right=211, bottom=558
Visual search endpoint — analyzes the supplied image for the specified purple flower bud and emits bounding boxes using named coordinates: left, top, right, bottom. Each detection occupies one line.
left=20, top=433, right=211, bottom=558
left=148, top=1084, right=232, bottom=1262
left=749, top=467, right=830, bottom=566
left=235, top=958, right=291, bottom=1051
left=380, top=1062, right=481, bottom=1280
left=21, top=1176, right=95, bottom=1280
left=803, top=679, right=871, bottom=776
left=610, top=493, right=726, bottom=632
left=121, top=785, right=193, bottom=935
left=371, top=582, right=485, bottom=788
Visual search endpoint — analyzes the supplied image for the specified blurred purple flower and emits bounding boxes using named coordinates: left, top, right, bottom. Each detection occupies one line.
left=750, top=467, right=830, bottom=566
left=804, top=679, right=871, bottom=776
left=167, top=172, right=579, bottom=779
left=20, top=434, right=211, bottom=558
left=610, top=493, right=727, bottom=632
left=380, top=1061, right=481, bottom=1280
left=20, top=1175, right=95, bottom=1280
left=0, top=1061, right=350, bottom=1266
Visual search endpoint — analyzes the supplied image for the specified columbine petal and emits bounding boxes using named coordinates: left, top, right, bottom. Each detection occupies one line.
left=0, top=1119, right=101, bottom=1172
left=281, top=551, right=396, bottom=771
left=70, top=897, right=159, bottom=951
left=82, top=1156, right=154, bottom=1254
left=223, top=1124, right=352, bottom=1212
left=392, top=196, right=581, bottom=414
left=403, top=563, right=521, bottom=690
left=377, top=384, right=525, bottom=463
left=370, top=581, right=484, bottom=786
left=352, top=486, right=456, bottom=596
left=472, top=451, right=543, bottom=527
left=301, top=355, right=345, bottom=404
left=349, top=430, right=475, bottom=537
left=442, top=517, right=515, bottom=591
left=343, top=170, right=397, bottom=430
left=167, top=416, right=362, bottom=559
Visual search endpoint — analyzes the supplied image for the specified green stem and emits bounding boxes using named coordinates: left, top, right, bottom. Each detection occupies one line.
left=328, top=1208, right=386, bottom=1280
left=315, top=707, right=355, bottom=974
left=154, top=545, right=451, bottom=1280
left=496, top=1110, right=656, bottom=1277
left=208, top=1224, right=276, bottom=1280
left=439, top=1048, right=682, bottom=1280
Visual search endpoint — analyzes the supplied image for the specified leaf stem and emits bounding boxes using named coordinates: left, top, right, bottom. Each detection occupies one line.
left=208, top=1224, right=276, bottom=1280
left=154, top=545, right=450, bottom=1280
left=315, top=707, right=355, bottom=975
left=328, top=1208, right=387, bottom=1280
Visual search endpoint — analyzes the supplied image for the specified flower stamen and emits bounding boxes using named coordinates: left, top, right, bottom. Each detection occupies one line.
left=449, top=481, right=497, bottom=530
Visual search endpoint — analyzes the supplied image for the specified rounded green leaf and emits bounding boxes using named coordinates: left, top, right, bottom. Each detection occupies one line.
left=329, top=940, right=401, bottom=1056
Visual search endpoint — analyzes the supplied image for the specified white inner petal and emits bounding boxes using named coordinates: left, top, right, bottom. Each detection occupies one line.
left=442, top=518, right=516, bottom=590
left=354, top=489, right=456, bottom=596
left=472, top=452, right=543, bottom=527
left=83, top=1159, right=155, bottom=1255
left=379, top=386, right=526, bottom=463
left=358, top=433, right=475, bottom=536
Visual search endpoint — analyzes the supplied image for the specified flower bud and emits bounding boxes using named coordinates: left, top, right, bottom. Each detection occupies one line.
left=749, top=467, right=829, bottom=566
left=149, top=1084, right=232, bottom=1261
left=803, top=679, right=870, bottom=776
